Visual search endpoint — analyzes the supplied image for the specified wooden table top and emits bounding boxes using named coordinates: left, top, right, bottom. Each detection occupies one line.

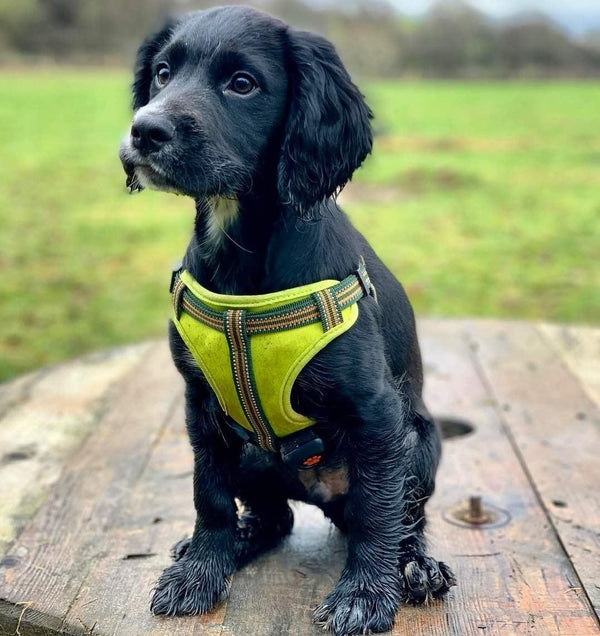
left=0, top=319, right=599, bottom=636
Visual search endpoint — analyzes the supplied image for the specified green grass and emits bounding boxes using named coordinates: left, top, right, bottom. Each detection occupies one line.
left=1, top=72, right=599, bottom=382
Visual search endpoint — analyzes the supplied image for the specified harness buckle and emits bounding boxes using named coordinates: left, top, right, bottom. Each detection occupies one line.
left=280, top=428, right=325, bottom=471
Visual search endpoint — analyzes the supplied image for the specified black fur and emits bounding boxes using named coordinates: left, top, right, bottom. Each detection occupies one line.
left=277, top=29, right=373, bottom=219
left=119, top=6, right=455, bottom=635
left=132, top=20, right=178, bottom=110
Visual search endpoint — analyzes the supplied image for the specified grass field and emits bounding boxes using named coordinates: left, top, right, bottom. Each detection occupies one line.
left=1, top=72, right=599, bottom=382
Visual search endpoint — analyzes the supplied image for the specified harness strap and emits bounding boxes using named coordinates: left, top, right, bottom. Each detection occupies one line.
left=171, top=259, right=376, bottom=336
left=223, top=309, right=276, bottom=451
left=313, top=288, right=343, bottom=332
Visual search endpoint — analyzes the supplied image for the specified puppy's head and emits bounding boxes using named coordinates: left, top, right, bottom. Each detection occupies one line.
left=119, top=6, right=372, bottom=217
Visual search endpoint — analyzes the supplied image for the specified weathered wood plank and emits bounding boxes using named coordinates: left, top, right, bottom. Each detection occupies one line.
left=387, top=319, right=600, bottom=636
left=466, top=320, right=600, bottom=621
left=538, top=323, right=600, bottom=408
left=63, top=399, right=340, bottom=636
left=0, top=369, right=41, bottom=420
left=1, top=322, right=599, bottom=635
left=0, top=343, right=154, bottom=556
left=62, top=400, right=227, bottom=636
left=0, top=343, right=181, bottom=635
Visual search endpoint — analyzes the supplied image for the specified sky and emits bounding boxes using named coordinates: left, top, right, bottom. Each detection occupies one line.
left=390, top=0, right=600, bottom=34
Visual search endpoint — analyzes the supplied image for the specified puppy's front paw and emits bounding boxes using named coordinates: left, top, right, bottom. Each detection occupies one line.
left=151, top=554, right=232, bottom=616
left=314, top=572, right=400, bottom=635
left=170, top=536, right=191, bottom=561
left=400, top=556, right=456, bottom=604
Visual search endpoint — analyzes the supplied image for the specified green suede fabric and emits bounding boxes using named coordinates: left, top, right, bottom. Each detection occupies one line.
left=172, top=270, right=359, bottom=438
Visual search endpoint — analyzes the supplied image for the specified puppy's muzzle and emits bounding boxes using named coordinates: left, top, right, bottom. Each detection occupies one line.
left=130, top=113, right=175, bottom=155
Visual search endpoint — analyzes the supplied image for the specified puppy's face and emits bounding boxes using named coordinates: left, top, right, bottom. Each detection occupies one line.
left=120, top=6, right=373, bottom=217
left=119, top=7, right=289, bottom=198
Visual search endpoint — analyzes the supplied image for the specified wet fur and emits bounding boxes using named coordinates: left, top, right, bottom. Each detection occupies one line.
left=121, top=6, right=455, bottom=635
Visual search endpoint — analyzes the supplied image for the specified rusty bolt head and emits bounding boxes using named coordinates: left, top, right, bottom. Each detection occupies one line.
left=444, top=495, right=510, bottom=529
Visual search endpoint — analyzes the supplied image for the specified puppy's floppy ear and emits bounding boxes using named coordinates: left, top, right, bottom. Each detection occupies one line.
left=132, top=20, right=177, bottom=111
left=278, top=30, right=373, bottom=218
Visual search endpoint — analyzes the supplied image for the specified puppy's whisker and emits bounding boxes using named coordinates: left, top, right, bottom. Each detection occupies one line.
left=212, top=213, right=253, bottom=254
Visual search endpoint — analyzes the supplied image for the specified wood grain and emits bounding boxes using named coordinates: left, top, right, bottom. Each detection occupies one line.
left=62, top=399, right=227, bottom=636
left=0, top=343, right=153, bottom=555
left=389, top=320, right=599, bottom=636
left=465, top=320, right=600, bottom=621
left=0, top=342, right=181, bottom=635
left=538, top=323, right=600, bottom=408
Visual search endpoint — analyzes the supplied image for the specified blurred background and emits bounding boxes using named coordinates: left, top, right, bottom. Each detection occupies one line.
left=0, top=0, right=599, bottom=382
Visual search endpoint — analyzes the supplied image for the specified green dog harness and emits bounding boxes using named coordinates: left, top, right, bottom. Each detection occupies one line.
left=170, top=260, right=376, bottom=463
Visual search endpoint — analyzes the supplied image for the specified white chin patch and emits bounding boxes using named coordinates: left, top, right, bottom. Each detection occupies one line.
left=133, top=167, right=153, bottom=189
left=205, top=197, right=240, bottom=247
left=135, top=167, right=158, bottom=188
left=134, top=165, right=179, bottom=194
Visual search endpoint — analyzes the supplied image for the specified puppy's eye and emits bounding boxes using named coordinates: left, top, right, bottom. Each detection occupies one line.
left=155, top=63, right=170, bottom=87
left=228, top=72, right=256, bottom=95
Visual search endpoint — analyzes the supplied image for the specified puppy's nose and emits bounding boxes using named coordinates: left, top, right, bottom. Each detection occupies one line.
left=130, top=114, right=174, bottom=154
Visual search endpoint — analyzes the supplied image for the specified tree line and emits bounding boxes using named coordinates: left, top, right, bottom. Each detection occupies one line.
left=2, top=0, right=600, bottom=78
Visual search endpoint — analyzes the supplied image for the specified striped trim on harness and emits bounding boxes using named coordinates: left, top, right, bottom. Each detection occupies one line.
left=224, top=309, right=276, bottom=451
left=313, top=288, right=343, bottom=332
left=172, top=261, right=374, bottom=336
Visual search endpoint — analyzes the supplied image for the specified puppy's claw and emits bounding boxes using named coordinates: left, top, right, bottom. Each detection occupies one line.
left=400, top=556, right=456, bottom=605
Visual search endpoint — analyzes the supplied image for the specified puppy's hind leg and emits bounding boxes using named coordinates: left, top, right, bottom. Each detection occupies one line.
left=396, top=406, right=456, bottom=604
left=234, top=446, right=294, bottom=567
left=314, top=386, right=457, bottom=635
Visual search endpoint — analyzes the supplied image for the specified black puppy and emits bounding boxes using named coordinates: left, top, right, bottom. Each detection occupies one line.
left=119, top=6, right=455, bottom=635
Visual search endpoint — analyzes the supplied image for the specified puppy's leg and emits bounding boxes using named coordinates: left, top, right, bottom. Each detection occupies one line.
left=169, top=447, right=294, bottom=569
left=234, top=446, right=294, bottom=567
left=396, top=409, right=456, bottom=604
left=151, top=388, right=241, bottom=616
left=314, top=383, right=413, bottom=636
